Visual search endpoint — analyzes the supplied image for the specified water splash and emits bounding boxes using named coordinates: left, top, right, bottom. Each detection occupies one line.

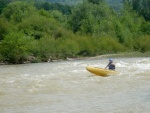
left=0, top=57, right=150, bottom=113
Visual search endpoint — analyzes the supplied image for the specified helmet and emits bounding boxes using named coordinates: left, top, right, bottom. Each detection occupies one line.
left=109, top=58, right=113, bottom=62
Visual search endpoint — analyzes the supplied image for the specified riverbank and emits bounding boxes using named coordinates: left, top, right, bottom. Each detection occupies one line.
left=66, top=51, right=150, bottom=61
left=0, top=51, right=150, bottom=65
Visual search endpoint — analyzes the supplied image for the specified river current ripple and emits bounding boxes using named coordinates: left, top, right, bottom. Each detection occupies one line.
left=0, top=57, right=150, bottom=113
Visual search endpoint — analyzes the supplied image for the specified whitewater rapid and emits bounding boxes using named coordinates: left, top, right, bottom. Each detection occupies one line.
left=0, top=57, right=150, bottom=113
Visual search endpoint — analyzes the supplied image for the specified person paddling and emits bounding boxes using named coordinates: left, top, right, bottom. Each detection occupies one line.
left=105, top=58, right=115, bottom=70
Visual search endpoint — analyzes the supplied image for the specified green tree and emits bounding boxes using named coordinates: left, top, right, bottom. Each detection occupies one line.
left=17, top=14, right=61, bottom=39
left=132, top=0, right=150, bottom=21
left=0, top=32, right=33, bottom=63
left=50, top=10, right=66, bottom=23
left=35, top=37, right=56, bottom=61
left=123, top=0, right=132, bottom=11
left=57, top=38, right=80, bottom=58
left=2, top=1, right=37, bottom=24
left=140, top=21, right=150, bottom=35
left=134, top=35, right=150, bottom=52
left=87, top=0, right=104, bottom=4
left=69, top=1, right=115, bottom=35
left=0, top=0, right=12, bottom=13
left=0, top=18, right=10, bottom=40
left=119, top=0, right=149, bottom=51
left=39, top=2, right=71, bottom=15
left=115, top=3, right=145, bottom=45
left=76, top=36, right=96, bottom=56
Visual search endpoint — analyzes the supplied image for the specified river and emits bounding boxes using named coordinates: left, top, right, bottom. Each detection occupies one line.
left=0, top=57, right=150, bottom=113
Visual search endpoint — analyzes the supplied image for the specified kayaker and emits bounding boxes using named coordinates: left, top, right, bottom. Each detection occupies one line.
left=105, top=58, right=115, bottom=70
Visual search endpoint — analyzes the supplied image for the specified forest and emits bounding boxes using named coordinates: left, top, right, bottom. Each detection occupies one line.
left=0, top=0, right=150, bottom=64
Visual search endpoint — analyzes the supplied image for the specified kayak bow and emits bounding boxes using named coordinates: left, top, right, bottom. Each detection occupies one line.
left=86, top=66, right=118, bottom=76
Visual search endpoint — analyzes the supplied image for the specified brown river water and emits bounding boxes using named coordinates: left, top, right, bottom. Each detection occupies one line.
left=0, top=57, right=150, bottom=113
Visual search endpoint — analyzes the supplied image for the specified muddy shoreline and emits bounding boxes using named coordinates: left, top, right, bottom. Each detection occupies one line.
left=0, top=51, right=150, bottom=65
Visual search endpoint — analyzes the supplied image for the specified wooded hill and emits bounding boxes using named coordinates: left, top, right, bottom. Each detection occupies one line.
left=0, top=0, right=150, bottom=64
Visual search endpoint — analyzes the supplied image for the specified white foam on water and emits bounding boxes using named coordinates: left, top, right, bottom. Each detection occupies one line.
left=0, top=57, right=150, bottom=113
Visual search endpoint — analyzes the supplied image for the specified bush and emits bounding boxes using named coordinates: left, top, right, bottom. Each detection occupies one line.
left=76, top=36, right=95, bottom=56
left=0, top=18, right=10, bottom=40
left=57, top=38, right=80, bottom=58
left=134, top=35, right=150, bottom=52
left=96, top=36, right=126, bottom=54
left=34, top=37, right=57, bottom=61
left=0, top=32, right=33, bottom=63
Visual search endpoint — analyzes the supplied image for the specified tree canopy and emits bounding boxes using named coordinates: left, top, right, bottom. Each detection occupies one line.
left=0, top=0, right=149, bottom=63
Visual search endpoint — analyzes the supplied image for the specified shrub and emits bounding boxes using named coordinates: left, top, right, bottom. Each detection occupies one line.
left=57, top=38, right=80, bottom=58
left=95, top=36, right=126, bottom=54
left=0, top=32, right=33, bottom=63
left=134, top=35, right=150, bottom=52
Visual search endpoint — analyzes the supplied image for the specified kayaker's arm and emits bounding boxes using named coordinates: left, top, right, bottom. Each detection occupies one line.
left=105, top=63, right=110, bottom=69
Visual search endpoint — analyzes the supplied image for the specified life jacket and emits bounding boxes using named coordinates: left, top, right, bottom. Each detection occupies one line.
left=109, top=64, right=115, bottom=70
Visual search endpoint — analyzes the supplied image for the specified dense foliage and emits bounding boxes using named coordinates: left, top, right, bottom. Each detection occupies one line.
left=0, top=0, right=150, bottom=64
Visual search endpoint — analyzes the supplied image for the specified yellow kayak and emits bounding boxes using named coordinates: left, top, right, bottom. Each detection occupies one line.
left=86, top=66, right=118, bottom=76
